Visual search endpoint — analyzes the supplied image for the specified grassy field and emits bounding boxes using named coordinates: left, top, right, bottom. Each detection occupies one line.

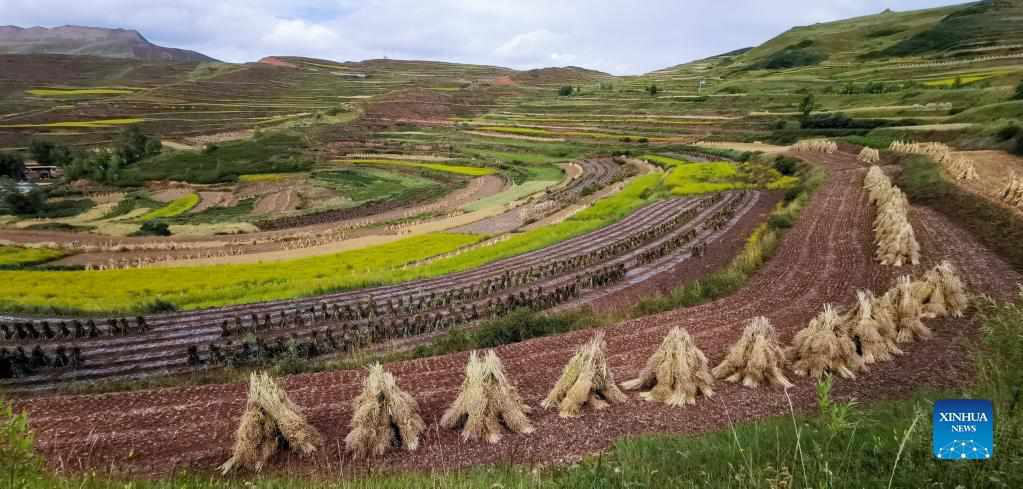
left=0, top=246, right=66, bottom=268
left=313, top=168, right=441, bottom=203
left=237, top=173, right=294, bottom=183
left=139, top=193, right=200, bottom=221
left=122, top=132, right=312, bottom=184
left=340, top=159, right=496, bottom=176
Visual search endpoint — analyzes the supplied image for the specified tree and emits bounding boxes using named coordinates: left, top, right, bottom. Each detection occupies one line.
left=28, top=140, right=73, bottom=166
left=135, top=221, right=172, bottom=236
left=558, top=85, right=574, bottom=96
left=647, top=84, right=659, bottom=96
left=5, top=189, right=46, bottom=215
left=800, top=93, right=816, bottom=117
left=1013, top=80, right=1023, bottom=100
left=953, top=75, right=963, bottom=89
left=0, top=153, right=25, bottom=180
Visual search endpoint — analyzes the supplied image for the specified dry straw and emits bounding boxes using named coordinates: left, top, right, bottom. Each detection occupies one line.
left=857, top=147, right=880, bottom=164
left=848, top=290, right=903, bottom=364
left=543, top=332, right=628, bottom=417
left=793, top=139, right=838, bottom=154
left=622, top=327, right=715, bottom=406
left=221, top=372, right=322, bottom=474
left=865, top=166, right=920, bottom=267
left=441, top=351, right=533, bottom=443
left=713, top=316, right=793, bottom=388
left=890, top=275, right=932, bottom=343
left=345, top=363, right=425, bottom=458
left=912, top=260, right=969, bottom=318
left=888, top=140, right=978, bottom=182
left=1000, top=172, right=1023, bottom=209
left=788, top=304, right=865, bottom=379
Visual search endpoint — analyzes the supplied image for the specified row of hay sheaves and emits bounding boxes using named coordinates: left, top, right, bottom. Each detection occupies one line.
left=220, top=260, right=968, bottom=473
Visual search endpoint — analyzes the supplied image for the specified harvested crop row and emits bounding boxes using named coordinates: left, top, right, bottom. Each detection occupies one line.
left=864, top=166, right=920, bottom=266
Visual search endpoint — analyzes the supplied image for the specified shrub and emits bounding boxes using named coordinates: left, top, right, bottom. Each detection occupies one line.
left=0, top=152, right=25, bottom=180
left=134, top=221, right=171, bottom=237
left=1012, top=79, right=1023, bottom=100
left=4, top=190, right=45, bottom=215
left=1, top=400, right=41, bottom=487
left=558, top=85, right=574, bottom=96
left=995, top=124, right=1021, bottom=141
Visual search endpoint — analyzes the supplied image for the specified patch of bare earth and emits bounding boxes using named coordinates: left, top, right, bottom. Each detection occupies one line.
left=14, top=150, right=1021, bottom=479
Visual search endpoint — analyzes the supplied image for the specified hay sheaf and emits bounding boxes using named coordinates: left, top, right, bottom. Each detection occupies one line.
left=622, top=327, right=715, bottom=407
left=220, top=372, right=322, bottom=474
left=441, top=351, right=533, bottom=443
left=865, top=166, right=920, bottom=267
left=345, top=363, right=426, bottom=458
left=713, top=316, right=793, bottom=388
left=788, top=304, right=865, bottom=379
left=543, top=333, right=628, bottom=417
left=848, top=289, right=903, bottom=364
left=912, top=260, right=969, bottom=319
left=890, top=275, right=932, bottom=343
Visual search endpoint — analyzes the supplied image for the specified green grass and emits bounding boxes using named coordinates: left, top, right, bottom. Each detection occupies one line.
left=0, top=246, right=66, bottom=268
left=462, top=180, right=558, bottom=212
left=466, top=148, right=567, bottom=164
left=340, top=159, right=496, bottom=176
left=121, top=132, right=312, bottom=185
left=138, top=194, right=200, bottom=221
left=313, top=168, right=440, bottom=203
left=25, top=88, right=138, bottom=96
left=641, top=154, right=689, bottom=167
left=0, top=175, right=662, bottom=314
left=237, top=173, right=294, bottom=183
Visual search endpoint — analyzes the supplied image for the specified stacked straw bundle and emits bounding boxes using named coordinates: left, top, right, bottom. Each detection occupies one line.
left=543, top=333, right=628, bottom=417
left=622, top=327, right=715, bottom=406
left=713, top=316, right=793, bottom=388
left=847, top=290, right=903, bottom=364
left=1001, top=173, right=1023, bottom=209
left=857, top=147, right=880, bottom=164
left=345, top=363, right=425, bottom=458
left=864, top=166, right=920, bottom=266
left=221, top=372, right=322, bottom=474
left=793, top=139, right=838, bottom=154
left=441, top=351, right=533, bottom=443
left=890, top=275, right=933, bottom=343
left=912, top=260, right=969, bottom=318
left=888, top=140, right=979, bottom=182
left=788, top=304, right=865, bottom=379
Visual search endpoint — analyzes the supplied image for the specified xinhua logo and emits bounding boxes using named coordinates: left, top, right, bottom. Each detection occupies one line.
left=933, top=399, right=993, bottom=460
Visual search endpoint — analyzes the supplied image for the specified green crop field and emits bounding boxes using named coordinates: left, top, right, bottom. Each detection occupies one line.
left=339, top=159, right=496, bottom=176
left=0, top=246, right=66, bottom=267
left=139, top=193, right=200, bottom=221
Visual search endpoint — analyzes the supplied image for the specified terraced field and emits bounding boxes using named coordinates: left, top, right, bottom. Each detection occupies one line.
left=9, top=150, right=1019, bottom=476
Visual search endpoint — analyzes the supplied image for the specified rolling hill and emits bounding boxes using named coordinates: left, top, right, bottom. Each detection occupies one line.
left=0, top=25, right=217, bottom=63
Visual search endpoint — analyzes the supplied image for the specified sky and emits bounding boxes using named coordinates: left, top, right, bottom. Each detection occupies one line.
left=1, top=0, right=966, bottom=75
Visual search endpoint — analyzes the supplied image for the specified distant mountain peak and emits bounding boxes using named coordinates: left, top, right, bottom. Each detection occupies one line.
left=0, top=25, right=217, bottom=63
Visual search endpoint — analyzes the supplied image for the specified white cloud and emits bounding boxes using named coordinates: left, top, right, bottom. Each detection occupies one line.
left=0, top=0, right=966, bottom=75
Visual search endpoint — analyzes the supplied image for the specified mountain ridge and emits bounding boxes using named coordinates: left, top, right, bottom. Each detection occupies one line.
left=0, top=25, right=217, bottom=63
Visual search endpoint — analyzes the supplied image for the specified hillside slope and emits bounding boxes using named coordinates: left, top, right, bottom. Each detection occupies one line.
left=0, top=25, right=217, bottom=63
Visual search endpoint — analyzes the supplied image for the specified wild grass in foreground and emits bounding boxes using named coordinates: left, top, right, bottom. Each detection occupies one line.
left=4, top=291, right=1021, bottom=489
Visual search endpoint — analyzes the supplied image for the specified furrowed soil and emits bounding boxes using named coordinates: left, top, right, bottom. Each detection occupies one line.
left=12, top=150, right=1021, bottom=480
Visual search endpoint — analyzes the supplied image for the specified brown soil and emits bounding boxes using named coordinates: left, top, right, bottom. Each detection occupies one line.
left=952, top=150, right=1023, bottom=217
left=254, top=189, right=301, bottom=214
left=13, top=150, right=1020, bottom=479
